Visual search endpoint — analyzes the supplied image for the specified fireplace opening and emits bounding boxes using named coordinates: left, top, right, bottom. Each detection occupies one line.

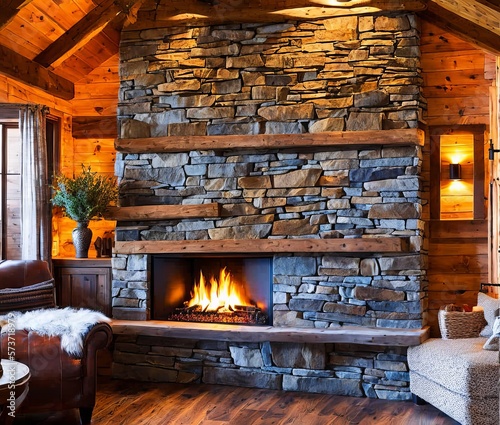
left=152, top=255, right=272, bottom=325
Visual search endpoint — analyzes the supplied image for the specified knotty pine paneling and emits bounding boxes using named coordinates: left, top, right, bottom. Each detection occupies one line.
left=427, top=220, right=489, bottom=336
left=421, top=20, right=494, bottom=127
left=422, top=19, right=492, bottom=333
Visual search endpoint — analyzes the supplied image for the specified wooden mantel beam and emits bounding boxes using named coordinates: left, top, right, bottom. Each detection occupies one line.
left=0, top=44, right=74, bottom=100
left=114, top=237, right=410, bottom=255
left=105, top=203, right=221, bottom=221
left=115, top=128, right=424, bottom=154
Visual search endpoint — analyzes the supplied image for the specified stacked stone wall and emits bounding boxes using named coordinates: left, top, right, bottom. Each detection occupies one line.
left=113, top=12, right=427, bottom=399
left=119, top=14, right=423, bottom=137
left=112, top=335, right=412, bottom=401
left=113, top=144, right=426, bottom=328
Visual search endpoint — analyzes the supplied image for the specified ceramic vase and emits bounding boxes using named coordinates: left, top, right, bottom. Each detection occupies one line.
left=72, top=221, right=92, bottom=258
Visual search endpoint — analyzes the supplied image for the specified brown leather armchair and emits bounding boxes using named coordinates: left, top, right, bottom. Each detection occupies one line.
left=0, top=260, right=112, bottom=424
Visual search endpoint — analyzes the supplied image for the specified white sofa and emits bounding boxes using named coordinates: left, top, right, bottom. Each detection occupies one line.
left=408, top=337, right=499, bottom=425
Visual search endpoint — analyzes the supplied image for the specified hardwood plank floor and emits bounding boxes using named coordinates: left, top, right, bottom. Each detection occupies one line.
left=13, top=377, right=459, bottom=425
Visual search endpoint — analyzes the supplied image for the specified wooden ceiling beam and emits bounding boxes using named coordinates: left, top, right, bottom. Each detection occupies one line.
left=133, top=0, right=427, bottom=28
left=0, top=44, right=74, bottom=100
left=0, top=0, right=34, bottom=28
left=469, top=0, right=500, bottom=15
left=428, top=0, right=500, bottom=36
left=423, top=2, right=500, bottom=56
left=34, top=0, right=122, bottom=68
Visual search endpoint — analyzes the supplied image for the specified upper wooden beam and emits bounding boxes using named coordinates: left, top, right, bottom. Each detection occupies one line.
left=0, top=0, right=34, bottom=28
left=115, top=128, right=424, bottom=154
left=131, top=0, right=427, bottom=28
left=114, top=237, right=411, bottom=255
left=105, top=203, right=221, bottom=221
left=424, top=1, right=500, bottom=55
left=0, top=45, right=74, bottom=100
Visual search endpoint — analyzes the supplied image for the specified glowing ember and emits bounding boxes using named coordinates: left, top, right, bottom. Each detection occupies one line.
left=187, top=267, right=252, bottom=312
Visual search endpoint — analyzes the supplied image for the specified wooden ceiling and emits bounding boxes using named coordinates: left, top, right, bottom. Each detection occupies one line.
left=0, top=0, right=498, bottom=100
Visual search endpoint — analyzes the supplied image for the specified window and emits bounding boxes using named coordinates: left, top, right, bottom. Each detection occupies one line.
left=0, top=123, right=21, bottom=258
left=0, top=109, right=59, bottom=259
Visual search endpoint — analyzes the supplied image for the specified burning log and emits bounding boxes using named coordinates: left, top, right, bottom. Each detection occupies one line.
left=169, top=305, right=267, bottom=325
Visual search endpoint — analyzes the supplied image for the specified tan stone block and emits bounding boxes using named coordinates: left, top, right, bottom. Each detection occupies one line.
left=311, top=97, right=353, bottom=109
left=157, top=80, right=201, bottom=92
left=353, top=286, right=405, bottom=301
left=191, top=44, right=240, bottom=57
left=258, top=103, right=315, bottom=121
left=253, top=197, right=287, bottom=209
left=272, top=218, right=318, bottom=236
left=168, top=122, right=207, bottom=136
left=360, top=258, right=380, bottom=276
left=319, top=175, right=350, bottom=187
left=238, top=175, right=272, bottom=189
left=272, top=168, right=322, bottom=188
left=227, top=54, right=265, bottom=68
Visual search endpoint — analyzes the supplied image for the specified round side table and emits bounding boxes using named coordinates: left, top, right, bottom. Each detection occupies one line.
left=0, top=360, right=30, bottom=425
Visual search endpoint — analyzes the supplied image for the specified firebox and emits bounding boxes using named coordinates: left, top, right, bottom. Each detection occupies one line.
left=152, top=255, right=272, bottom=325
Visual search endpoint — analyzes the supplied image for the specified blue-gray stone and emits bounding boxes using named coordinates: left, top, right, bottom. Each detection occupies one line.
left=273, top=256, right=317, bottom=276
left=350, top=167, right=405, bottom=182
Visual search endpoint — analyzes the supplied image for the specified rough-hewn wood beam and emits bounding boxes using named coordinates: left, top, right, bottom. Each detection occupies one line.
left=105, top=203, right=221, bottom=221
left=421, top=0, right=500, bottom=56
left=34, top=0, right=122, bottom=68
left=132, top=0, right=427, bottom=28
left=472, top=0, right=500, bottom=14
left=115, top=129, right=424, bottom=154
left=114, top=237, right=411, bottom=255
left=0, top=45, right=74, bottom=100
left=0, top=0, right=34, bottom=28
left=111, top=320, right=430, bottom=346
left=430, top=0, right=500, bottom=36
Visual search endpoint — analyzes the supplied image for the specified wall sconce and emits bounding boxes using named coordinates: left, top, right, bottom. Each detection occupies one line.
left=449, top=163, right=461, bottom=180
left=488, top=139, right=499, bottom=160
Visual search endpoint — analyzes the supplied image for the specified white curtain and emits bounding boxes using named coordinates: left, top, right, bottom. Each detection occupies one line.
left=19, top=105, right=51, bottom=261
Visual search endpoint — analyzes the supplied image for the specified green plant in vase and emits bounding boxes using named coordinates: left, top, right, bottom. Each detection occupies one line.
left=52, top=165, right=118, bottom=258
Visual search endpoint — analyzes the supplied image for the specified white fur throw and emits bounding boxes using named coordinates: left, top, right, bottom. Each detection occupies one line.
left=0, top=307, right=111, bottom=357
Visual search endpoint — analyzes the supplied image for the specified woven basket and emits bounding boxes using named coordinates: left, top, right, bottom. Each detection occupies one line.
left=438, top=308, right=487, bottom=339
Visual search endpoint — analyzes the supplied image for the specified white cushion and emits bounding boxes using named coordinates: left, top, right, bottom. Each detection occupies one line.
left=477, top=292, right=500, bottom=337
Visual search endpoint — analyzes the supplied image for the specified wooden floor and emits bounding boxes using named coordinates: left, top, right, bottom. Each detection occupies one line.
left=13, top=377, right=459, bottom=425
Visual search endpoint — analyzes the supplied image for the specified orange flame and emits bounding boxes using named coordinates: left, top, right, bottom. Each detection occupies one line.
left=187, top=267, right=251, bottom=312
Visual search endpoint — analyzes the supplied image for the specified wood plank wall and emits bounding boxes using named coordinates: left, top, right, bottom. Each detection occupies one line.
left=0, top=55, right=118, bottom=259
left=421, top=20, right=495, bottom=336
left=54, top=55, right=119, bottom=258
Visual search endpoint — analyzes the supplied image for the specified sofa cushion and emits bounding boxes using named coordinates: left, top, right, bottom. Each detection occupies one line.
left=407, top=337, right=499, bottom=399
left=0, top=279, right=56, bottom=314
left=477, top=292, right=500, bottom=337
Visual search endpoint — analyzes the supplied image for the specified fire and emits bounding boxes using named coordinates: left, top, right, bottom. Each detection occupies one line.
left=187, top=267, right=252, bottom=312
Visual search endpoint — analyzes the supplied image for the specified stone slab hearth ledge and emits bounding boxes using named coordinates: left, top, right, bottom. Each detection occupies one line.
left=110, top=320, right=430, bottom=347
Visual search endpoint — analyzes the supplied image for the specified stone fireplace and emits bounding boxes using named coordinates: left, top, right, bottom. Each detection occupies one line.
left=111, top=12, right=428, bottom=400
left=151, top=254, right=272, bottom=324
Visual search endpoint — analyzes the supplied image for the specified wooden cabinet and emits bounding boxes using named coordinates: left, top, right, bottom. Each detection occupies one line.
left=53, top=258, right=112, bottom=316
